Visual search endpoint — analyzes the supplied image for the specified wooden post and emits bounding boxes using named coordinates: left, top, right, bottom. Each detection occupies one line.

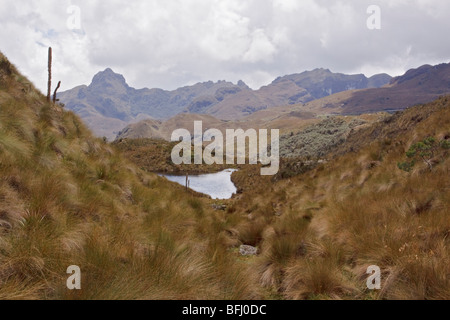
left=47, top=47, right=52, bottom=102
left=53, top=81, right=61, bottom=103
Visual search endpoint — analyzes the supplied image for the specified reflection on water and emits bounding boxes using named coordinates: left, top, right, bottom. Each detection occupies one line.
left=159, top=169, right=238, bottom=200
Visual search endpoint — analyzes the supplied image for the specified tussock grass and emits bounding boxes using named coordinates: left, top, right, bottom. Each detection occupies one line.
left=1, top=50, right=448, bottom=300
left=0, top=52, right=256, bottom=300
left=228, top=97, right=450, bottom=300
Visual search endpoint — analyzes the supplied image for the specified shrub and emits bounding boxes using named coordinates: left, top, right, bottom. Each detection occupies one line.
left=398, top=136, right=448, bottom=171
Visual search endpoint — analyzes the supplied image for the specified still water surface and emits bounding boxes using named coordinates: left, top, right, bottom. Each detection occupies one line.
left=159, top=169, right=237, bottom=200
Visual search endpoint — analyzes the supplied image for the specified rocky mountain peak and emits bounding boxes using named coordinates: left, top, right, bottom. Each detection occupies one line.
left=89, top=68, right=129, bottom=93
left=237, top=80, right=250, bottom=89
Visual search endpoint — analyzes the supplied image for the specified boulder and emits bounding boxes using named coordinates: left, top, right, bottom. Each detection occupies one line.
left=239, top=245, right=258, bottom=256
left=212, top=204, right=227, bottom=211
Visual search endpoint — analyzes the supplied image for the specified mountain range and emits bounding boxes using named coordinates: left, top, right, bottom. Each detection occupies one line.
left=1, top=50, right=449, bottom=300
left=59, top=62, right=450, bottom=141
left=59, top=68, right=392, bottom=139
left=115, top=62, right=450, bottom=142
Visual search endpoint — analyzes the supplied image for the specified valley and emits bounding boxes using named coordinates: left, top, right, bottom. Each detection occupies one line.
left=0, top=51, right=449, bottom=300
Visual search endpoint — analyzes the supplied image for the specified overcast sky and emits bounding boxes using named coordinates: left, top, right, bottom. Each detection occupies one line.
left=1, top=0, right=450, bottom=93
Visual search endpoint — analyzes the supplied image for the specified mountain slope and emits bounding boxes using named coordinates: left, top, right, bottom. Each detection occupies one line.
left=114, top=91, right=450, bottom=300
left=3, top=50, right=448, bottom=300
left=297, top=62, right=450, bottom=115
left=244, top=61, right=450, bottom=128
left=228, top=96, right=450, bottom=299
left=0, top=52, right=255, bottom=300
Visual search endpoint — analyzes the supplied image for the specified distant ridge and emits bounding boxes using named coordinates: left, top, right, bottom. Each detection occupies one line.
left=337, top=62, right=450, bottom=114
left=59, top=68, right=392, bottom=139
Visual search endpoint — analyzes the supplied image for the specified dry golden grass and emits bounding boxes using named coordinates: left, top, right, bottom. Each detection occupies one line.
left=1, top=51, right=448, bottom=300
left=227, top=96, right=449, bottom=300
left=0, top=52, right=257, bottom=300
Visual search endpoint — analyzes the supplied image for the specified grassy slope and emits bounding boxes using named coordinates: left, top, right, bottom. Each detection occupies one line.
left=115, top=97, right=449, bottom=300
left=112, top=138, right=236, bottom=175
left=228, top=97, right=449, bottom=299
left=1, top=51, right=448, bottom=300
left=0, top=53, right=256, bottom=300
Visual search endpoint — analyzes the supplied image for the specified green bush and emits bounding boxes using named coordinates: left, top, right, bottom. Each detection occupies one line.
left=397, top=161, right=415, bottom=172
left=441, top=139, right=450, bottom=150
left=399, top=137, right=448, bottom=172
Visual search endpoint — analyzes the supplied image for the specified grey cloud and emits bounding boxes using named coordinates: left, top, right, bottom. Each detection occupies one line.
left=0, top=0, right=449, bottom=93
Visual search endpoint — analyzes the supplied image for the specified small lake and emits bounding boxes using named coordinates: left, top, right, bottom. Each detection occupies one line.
left=159, top=169, right=238, bottom=200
